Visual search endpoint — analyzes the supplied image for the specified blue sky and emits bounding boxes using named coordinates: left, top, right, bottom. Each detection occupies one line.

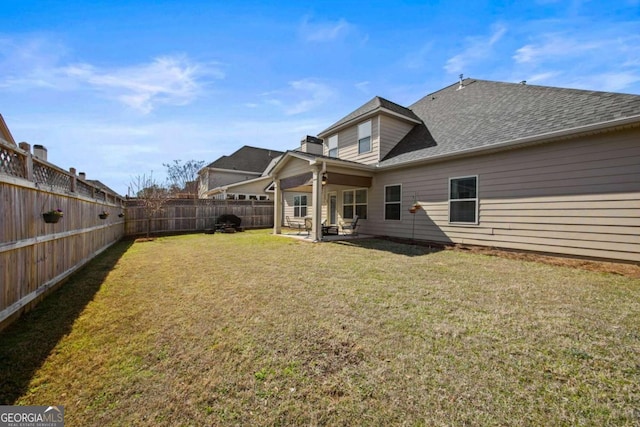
left=1, top=0, right=639, bottom=195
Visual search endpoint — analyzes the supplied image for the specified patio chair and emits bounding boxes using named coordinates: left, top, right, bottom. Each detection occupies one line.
left=340, top=215, right=359, bottom=236
left=304, top=217, right=312, bottom=235
left=286, top=216, right=305, bottom=234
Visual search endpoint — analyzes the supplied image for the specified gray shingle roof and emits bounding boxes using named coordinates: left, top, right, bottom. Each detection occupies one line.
left=206, top=146, right=284, bottom=172
left=379, top=78, right=640, bottom=166
left=319, top=96, right=420, bottom=136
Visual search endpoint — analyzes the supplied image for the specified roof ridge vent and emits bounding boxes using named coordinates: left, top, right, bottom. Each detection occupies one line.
left=457, top=74, right=465, bottom=91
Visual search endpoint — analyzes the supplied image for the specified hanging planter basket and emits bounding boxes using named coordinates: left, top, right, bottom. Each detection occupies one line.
left=43, top=212, right=62, bottom=223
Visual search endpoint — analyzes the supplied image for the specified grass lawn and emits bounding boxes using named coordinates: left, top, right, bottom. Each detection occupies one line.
left=1, top=230, right=639, bottom=426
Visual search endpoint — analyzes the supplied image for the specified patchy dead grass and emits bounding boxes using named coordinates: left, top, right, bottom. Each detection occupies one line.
left=1, top=230, right=639, bottom=426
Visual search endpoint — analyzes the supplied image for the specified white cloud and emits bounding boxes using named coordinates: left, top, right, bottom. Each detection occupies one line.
left=513, top=34, right=602, bottom=64
left=444, top=23, right=507, bottom=74
left=62, top=56, right=222, bottom=114
left=403, top=42, right=434, bottom=70
left=355, top=81, right=370, bottom=94
left=285, top=79, right=335, bottom=115
left=299, top=16, right=352, bottom=42
left=567, top=71, right=640, bottom=92
left=0, top=36, right=221, bottom=113
left=510, top=30, right=640, bottom=93
left=258, top=79, right=336, bottom=115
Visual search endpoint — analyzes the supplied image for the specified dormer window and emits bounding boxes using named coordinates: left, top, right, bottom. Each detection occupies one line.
left=358, top=121, right=371, bottom=154
left=328, top=135, right=338, bottom=158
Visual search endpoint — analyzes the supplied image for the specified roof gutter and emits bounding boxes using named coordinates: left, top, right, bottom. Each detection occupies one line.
left=378, top=114, right=640, bottom=170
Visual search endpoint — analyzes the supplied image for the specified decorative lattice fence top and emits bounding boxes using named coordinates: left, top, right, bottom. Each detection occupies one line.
left=0, top=143, right=26, bottom=178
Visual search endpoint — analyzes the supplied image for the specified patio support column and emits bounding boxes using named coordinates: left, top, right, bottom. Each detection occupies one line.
left=311, top=166, right=322, bottom=242
left=273, top=177, right=282, bottom=235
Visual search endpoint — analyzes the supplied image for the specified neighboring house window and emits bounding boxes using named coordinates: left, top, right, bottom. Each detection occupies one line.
left=343, top=189, right=367, bottom=219
left=358, top=121, right=371, bottom=154
left=449, top=176, right=478, bottom=224
left=294, top=195, right=307, bottom=217
left=328, top=135, right=338, bottom=158
left=385, top=184, right=401, bottom=220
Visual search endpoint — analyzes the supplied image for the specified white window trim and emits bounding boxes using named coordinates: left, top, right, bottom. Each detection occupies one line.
left=342, top=188, right=368, bottom=219
left=293, top=194, right=308, bottom=218
left=327, top=135, right=338, bottom=158
left=384, top=183, right=402, bottom=221
left=357, top=120, right=372, bottom=154
left=448, top=175, right=479, bottom=225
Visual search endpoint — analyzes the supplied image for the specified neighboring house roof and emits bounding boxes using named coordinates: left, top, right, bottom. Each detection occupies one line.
left=319, top=96, right=421, bottom=137
left=379, top=78, right=640, bottom=167
left=206, top=174, right=275, bottom=194
left=204, top=146, right=284, bottom=173
left=87, top=179, right=121, bottom=196
left=0, top=114, right=17, bottom=146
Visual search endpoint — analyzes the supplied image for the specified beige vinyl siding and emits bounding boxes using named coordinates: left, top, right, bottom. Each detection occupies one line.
left=277, top=157, right=312, bottom=180
left=364, top=127, right=640, bottom=262
left=283, top=192, right=312, bottom=220
left=379, top=115, right=415, bottom=160
left=329, top=117, right=380, bottom=165
left=225, top=178, right=272, bottom=199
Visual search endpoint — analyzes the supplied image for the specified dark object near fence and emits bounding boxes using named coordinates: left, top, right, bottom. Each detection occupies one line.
left=215, top=214, right=244, bottom=233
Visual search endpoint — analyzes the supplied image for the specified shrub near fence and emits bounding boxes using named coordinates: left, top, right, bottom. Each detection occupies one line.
left=0, top=140, right=125, bottom=330
left=124, top=198, right=274, bottom=236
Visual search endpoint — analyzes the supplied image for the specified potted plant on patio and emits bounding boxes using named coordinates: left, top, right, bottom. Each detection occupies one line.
left=43, top=209, right=64, bottom=223
left=99, top=210, right=110, bottom=219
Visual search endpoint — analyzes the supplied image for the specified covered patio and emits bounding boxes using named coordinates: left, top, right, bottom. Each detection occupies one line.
left=270, top=151, right=374, bottom=242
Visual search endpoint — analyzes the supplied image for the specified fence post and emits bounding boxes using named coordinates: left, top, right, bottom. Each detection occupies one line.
left=69, top=167, right=77, bottom=193
left=18, top=142, right=33, bottom=181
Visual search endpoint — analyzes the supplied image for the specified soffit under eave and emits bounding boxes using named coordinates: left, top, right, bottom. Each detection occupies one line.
left=279, top=171, right=372, bottom=191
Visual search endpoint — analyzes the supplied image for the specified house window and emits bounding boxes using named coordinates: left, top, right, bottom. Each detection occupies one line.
left=343, top=189, right=367, bottom=219
left=384, top=184, right=401, bottom=220
left=328, top=135, right=338, bottom=158
left=294, top=195, right=307, bottom=217
left=358, top=121, right=371, bottom=154
left=449, top=176, right=478, bottom=224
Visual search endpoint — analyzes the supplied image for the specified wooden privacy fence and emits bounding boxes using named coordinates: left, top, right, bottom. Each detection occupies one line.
left=0, top=141, right=125, bottom=329
left=124, top=198, right=274, bottom=236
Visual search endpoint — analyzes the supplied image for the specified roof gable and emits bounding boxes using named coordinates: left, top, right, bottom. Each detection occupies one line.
left=205, top=146, right=284, bottom=173
left=318, top=96, right=420, bottom=137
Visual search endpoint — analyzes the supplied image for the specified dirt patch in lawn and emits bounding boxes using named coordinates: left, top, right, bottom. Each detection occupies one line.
left=380, top=237, right=640, bottom=278
left=450, top=245, right=640, bottom=278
